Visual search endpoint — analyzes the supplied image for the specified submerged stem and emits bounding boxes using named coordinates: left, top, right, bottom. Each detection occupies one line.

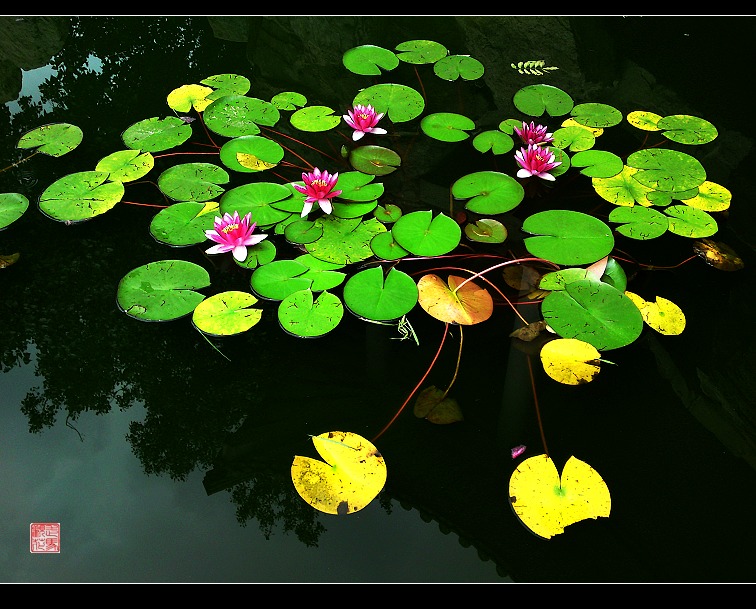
left=372, top=322, right=449, bottom=443
left=526, top=354, right=549, bottom=457
left=439, top=326, right=463, bottom=401
left=0, top=150, right=39, bottom=173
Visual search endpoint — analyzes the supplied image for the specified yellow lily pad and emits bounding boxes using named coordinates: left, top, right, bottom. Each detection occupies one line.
left=540, top=338, right=601, bottom=385
left=625, top=291, right=686, bottom=335
left=291, top=431, right=387, bottom=515
left=509, top=454, right=611, bottom=539
left=166, top=83, right=214, bottom=113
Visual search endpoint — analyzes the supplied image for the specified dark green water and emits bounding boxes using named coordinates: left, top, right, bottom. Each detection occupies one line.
left=1, top=15, right=755, bottom=583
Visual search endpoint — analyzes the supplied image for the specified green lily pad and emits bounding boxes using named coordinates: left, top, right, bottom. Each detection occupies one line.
left=551, top=125, right=596, bottom=152
left=284, top=219, right=324, bottom=244
left=353, top=83, right=425, bottom=124
left=191, top=290, right=263, bottom=336
left=592, top=165, right=656, bottom=207
left=570, top=102, right=623, bottom=128
left=293, top=254, right=346, bottom=291
left=451, top=171, right=524, bottom=215
left=602, top=257, right=628, bottom=292
left=38, top=171, right=125, bottom=223
left=472, top=130, right=515, bottom=155
left=539, top=267, right=601, bottom=291
left=331, top=199, right=378, bottom=219
left=219, top=181, right=292, bottom=226
left=420, top=112, right=476, bottom=142
left=149, top=201, right=219, bottom=246
left=278, top=289, right=344, bottom=338
left=395, top=39, right=448, bottom=64
left=0, top=193, right=29, bottom=229
left=342, top=44, right=400, bottom=75
left=626, top=148, right=707, bottom=193
left=370, top=231, right=410, bottom=261
left=336, top=171, right=385, bottom=202
left=236, top=239, right=277, bottom=269
left=218, top=135, right=285, bottom=173
left=498, top=118, right=526, bottom=134
left=203, top=95, right=281, bottom=137
left=391, top=210, right=461, bottom=256
left=522, top=210, right=614, bottom=265
left=513, top=84, right=574, bottom=118
left=464, top=218, right=507, bottom=243
left=343, top=266, right=418, bottom=322
left=541, top=279, right=644, bottom=350
left=608, top=206, right=669, bottom=240
left=250, top=259, right=314, bottom=301
left=374, top=204, right=402, bottom=223
left=539, top=257, right=626, bottom=292
left=289, top=105, right=341, bottom=132
left=305, top=216, right=387, bottom=264
left=116, top=260, right=210, bottom=322
left=656, top=114, right=718, bottom=145
left=95, top=149, right=155, bottom=183
left=569, top=150, right=623, bottom=178
left=17, top=123, right=83, bottom=157
left=270, top=91, right=307, bottom=111
left=663, top=205, right=718, bottom=238
left=157, top=162, right=229, bottom=202
left=271, top=184, right=308, bottom=214
left=201, top=73, right=252, bottom=97
left=433, top=54, right=484, bottom=81
left=349, top=145, right=401, bottom=176
left=122, top=116, right=193, bottom=152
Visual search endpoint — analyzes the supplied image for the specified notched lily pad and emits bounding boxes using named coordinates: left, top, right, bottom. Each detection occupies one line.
left=17, top=123, right=83, bottom=157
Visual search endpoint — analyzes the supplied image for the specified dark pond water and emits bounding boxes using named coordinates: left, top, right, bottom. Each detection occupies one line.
left=1, top=15, right=755, bottom=583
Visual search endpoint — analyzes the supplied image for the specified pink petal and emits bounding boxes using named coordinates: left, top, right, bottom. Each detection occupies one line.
left=511, top=445, right=526, bottom=459
left=318, top=199, right=333, bottom=215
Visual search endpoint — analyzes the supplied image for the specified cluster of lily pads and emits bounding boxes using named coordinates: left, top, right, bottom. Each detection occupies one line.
left=0, top=39, right=735, bottom=537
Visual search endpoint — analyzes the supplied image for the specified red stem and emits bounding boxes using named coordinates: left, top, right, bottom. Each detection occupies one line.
left=372, top=323, right=449, bottom=443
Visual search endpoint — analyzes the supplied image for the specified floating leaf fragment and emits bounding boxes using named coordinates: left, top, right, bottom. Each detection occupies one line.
left=413, top=386, right=464, bottom=424
left=0, top=253, right=20, bottom=269
left=692, top=238, right=744, bottom=271
left=510, top=320, right=547, bottom=342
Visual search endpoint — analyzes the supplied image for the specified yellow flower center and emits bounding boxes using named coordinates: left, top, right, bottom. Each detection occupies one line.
left=222, top=223, right=239, bottom=234
left=358, top=112, right=370, bottom=120
left=312, top=179, right=328, bottom=188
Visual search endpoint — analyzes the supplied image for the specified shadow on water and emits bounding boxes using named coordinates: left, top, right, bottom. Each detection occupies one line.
left=1, top=15, right=755, bottom=582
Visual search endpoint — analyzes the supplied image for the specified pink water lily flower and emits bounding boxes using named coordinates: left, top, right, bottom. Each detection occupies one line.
left=292, top=167, right=343, bottom=217
left=514, top=144, right=562, bottom=181
left=205, top=211, right=268, bottom=262
left=514, top=120, right=554, bottom=146
left=343, top=104, right=388, bottom=141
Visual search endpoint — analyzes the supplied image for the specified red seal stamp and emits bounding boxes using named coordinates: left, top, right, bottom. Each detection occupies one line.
left=30, top=523, right=60, bottom=554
